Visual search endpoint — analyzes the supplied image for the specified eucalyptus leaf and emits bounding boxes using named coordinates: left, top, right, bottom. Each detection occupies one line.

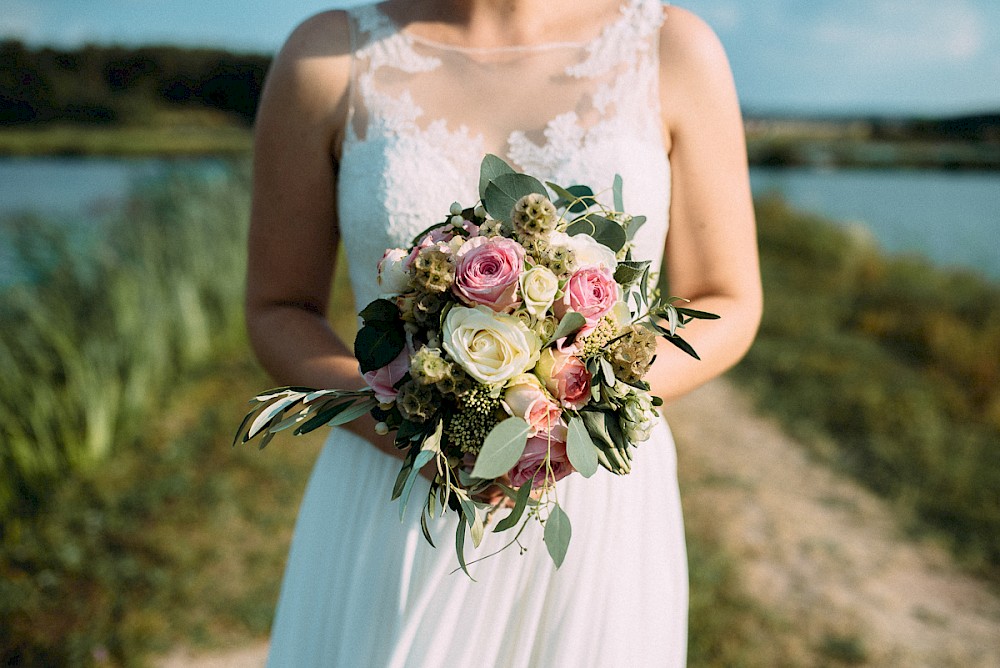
left=626, top=215, right=647, bottom=241
left=613, top=173, right=624, bottom=211
left=483, top=173, right=547, bottom=223
left=471, top=417, right=531, bottom=479
left=614, top=260, right=651, bottom=288
left=359, top=298, right=401, bottom=324
left=479, top=154, right=516, bottom=200
left=544, top=504, right=572, bottom=568
left=548, top=183, right=595, bottom=213
left=566, top=416, right=599, bottom=478
left=545, top=311, right=587, bottom=347
left=399, top=449, right=436, bottom=520
left=355, top=322, right=406, bottom=373
left=493, top=482, right=532, bottom=533
left=566, top=214, right=627, bottom=252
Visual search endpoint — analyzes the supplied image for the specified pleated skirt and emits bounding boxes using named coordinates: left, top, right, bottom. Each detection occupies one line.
left=267, top=417, right=688, bottom=668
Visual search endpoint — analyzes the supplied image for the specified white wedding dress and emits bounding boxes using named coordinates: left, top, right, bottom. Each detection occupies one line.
left=267, top=1, right=688, bottom=665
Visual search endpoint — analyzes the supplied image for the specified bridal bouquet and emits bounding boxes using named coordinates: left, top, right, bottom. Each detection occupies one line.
left=236, top=155, right=717, bottom=574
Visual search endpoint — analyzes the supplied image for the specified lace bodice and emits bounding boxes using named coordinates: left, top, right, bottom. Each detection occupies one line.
left=338, top=0, right=671, bottom=310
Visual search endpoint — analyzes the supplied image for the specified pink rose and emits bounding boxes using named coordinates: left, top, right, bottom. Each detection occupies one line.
left=452, top=236, right=524, bottom=312
left=362, top=348, right=410, bottom=404
left=504, top=374, right=563, bottom=436
left=534, top=349, right=592, bottom=410
left=508, top=433, right=574, bottom=489
left=554, top=267, right=618, bottom=323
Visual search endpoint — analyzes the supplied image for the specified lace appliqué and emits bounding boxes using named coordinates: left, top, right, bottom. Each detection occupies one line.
left=507, top=0, right=665, bottom=181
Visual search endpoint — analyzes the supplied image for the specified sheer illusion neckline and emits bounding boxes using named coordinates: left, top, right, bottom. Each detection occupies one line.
left=374, top=0, right=644, bottom=55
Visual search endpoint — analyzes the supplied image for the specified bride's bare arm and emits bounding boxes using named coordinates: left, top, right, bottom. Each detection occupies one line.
left=650, top=7, right=763, bottom=404
left=246, top=12, right=400, bottom=459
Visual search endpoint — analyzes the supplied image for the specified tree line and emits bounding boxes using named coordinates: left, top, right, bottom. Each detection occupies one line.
left=0, top=40, right=271, bottom=126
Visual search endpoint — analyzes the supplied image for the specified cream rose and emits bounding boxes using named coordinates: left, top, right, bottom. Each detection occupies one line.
left=442, top=305, right=542, bottom=386
left=550, top=231, right=618, bottom=270
left=377, top=248, right=411, bottom=297
left=519, top=266, right=559, bottom=318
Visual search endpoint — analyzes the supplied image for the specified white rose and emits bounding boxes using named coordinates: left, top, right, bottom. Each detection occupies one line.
left=377, top=248, right=411, bottom=296
left=442, top=305, right=542, bottom=386
left=550, top=232, right=618, bottom=271
left=519, top=266, right=559, bottom=318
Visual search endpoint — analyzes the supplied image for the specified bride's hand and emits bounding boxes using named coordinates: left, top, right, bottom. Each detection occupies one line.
left=473, top=476, right=516, bottom=509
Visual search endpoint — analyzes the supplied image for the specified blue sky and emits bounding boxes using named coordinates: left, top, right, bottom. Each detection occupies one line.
left=3, top=0, right=999, bottom=115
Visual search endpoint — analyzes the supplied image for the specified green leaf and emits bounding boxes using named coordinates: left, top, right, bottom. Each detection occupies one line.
left=545, top=311, right=587, bottom=347
left=455, top=519, right=474, bottom=579
left=479, top=154, right=516, bottom=200
left=247, top=392, right=305, bottom=441
left=580, top=410, right=615, bottom=449
left=483, top=173, right=548, bottom=223
left=420, top=508, right=436, bottom=547
left=293, top=399, right=354, bottom=435
left=420, top=419, right=444, bottom=453
left=614, top=260, right=651, bottom=287
left=325, top=399, right=377, bottom=427
left=675, top=307, right=721, bottom=320
left=493, top=482, right=533, bottom=533
left=544, top=504, right=572, bottom=568
left=354, top=322, right=406, bottom=373
left=626, top=215, right=647, bottom=241
left=359, top=298, right=400, bottom=324
left=566, top=214, right=627, bottom=252
left=396, top=419, right=425, bottom=443
left=566, top=416, right=599, bottom=478
left=548, top=183, right=596, bottom=213
left=471, top=417, right=531, bottom=479
left=613, top=174, right=624, bottom=211
left=399, top=449, right=435, bottom=520
left=664, top=333, right=701, bottom=360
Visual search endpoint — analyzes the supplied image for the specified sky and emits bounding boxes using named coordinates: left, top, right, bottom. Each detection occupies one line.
left=3, top=0, right=999, bottom=116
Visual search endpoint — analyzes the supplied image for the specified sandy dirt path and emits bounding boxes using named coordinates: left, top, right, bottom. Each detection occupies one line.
left=159, top=379, right=1000, bottom=667
left=670, top=379, right=1000, bottom=667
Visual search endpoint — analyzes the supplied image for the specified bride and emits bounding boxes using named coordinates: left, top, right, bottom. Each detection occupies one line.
left=246, top=0, right=761, bottom=665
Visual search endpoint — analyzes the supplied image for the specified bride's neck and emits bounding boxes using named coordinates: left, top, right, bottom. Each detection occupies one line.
left=395, top=0, right=622, bottom=48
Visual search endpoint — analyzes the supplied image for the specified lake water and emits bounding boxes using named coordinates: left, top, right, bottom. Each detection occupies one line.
left=751, top=167, right=1000, bottom=279
left=1, top=158, right=997, bottom=280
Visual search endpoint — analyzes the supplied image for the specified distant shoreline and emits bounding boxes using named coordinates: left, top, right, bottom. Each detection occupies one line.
left=2, top=124, right=1000, bottom=171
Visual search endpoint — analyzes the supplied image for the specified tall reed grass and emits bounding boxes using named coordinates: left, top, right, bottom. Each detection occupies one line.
left=0, top=163, right=251, bottom=519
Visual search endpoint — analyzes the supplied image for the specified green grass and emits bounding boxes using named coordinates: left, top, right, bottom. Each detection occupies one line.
left=0, top=123, right=252, bottom=157
left=734, top=195, right=1000, bottom=575
left=0, top=163, right=251, bottom=519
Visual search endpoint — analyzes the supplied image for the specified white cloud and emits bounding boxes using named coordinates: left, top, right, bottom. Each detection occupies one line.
left=812, top=0, right=985, bottom=65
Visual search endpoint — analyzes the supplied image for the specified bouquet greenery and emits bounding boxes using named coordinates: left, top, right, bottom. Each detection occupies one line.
left=235, top=155, right=717, bottom=574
